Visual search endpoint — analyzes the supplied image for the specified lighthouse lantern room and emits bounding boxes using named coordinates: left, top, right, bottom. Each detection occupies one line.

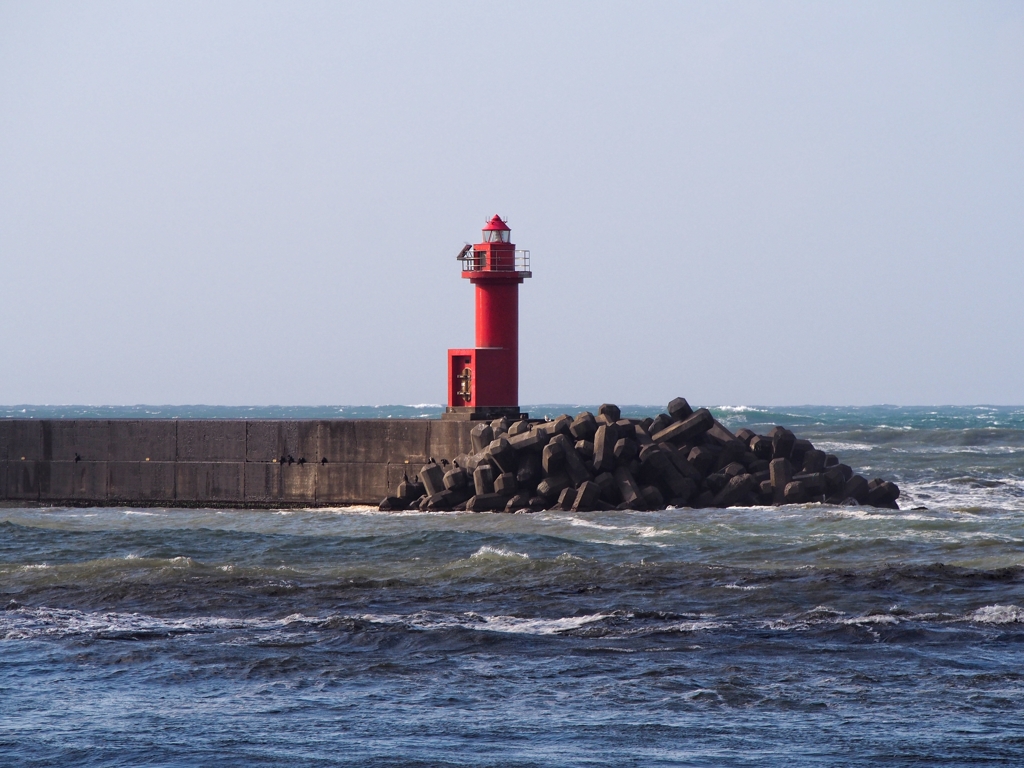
left=444, top=215, right=531, bottom=421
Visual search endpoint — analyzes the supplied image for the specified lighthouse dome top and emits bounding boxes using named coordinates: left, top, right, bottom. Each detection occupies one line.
left=482, top=214, right=510, bottom=231
left=482, top=215, right=510, bottom=243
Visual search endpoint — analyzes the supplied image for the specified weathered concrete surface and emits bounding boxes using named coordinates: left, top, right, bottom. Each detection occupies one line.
left=0, top=419, right=473, bottom=507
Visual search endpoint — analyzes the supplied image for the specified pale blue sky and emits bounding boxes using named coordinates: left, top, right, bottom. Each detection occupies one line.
left=1, top=1, right=1021, bottom=406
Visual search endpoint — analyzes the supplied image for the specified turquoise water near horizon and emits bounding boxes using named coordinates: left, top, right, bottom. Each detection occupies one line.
left=2, top=404, right=1023, bottom=765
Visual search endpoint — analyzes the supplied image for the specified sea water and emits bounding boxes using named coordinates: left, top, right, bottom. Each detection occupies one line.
left=2, top=405, right=1023, bottom=766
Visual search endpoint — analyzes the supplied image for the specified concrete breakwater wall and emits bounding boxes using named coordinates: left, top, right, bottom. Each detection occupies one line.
left=0, top=419, right=473, bottom=507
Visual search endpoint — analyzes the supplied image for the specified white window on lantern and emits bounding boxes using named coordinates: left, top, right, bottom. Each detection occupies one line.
left=483, top=230, right=509, bottom=243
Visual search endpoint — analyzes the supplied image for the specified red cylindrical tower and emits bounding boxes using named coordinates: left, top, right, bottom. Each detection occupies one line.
left=445, top=215, right=532, bottom=421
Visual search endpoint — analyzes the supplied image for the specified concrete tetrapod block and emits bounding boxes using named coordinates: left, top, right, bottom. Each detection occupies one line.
left=802, top=449, right=827, bottom=474
left=783, top=481, right=807, bottom=504
left=493, top=472, right=517, bottom=495
left=667, top=397, right=693, bottom=422
left=536, top=416, right=572, bottom=439
left=614, top=419, right=636, bottom=437
left=490, top=418, right=510, bottom=438
left=571, top=480, right=601, bottom=512
left=772, top=432, right=795, bottom=461
left=823, top=466, right=847, bottom=496
left=550, top=434, right=590, bottom=486
left=516, top=453, right=542, bottom=490
left=598, top=403, right=621, bottom=424
left=570, top=412, right=598, bottom=442
left=425, top=490, right=455, bottom=511
left=658, top=444, right=703, bottom=483
left=748, top=459, right=771, bottom=475
left=443, top=468, right=468, bottom=491
left=378, top=496, right=408, bottom=511
left=844, top=475, right=870, bottom=504
left=575, top=440, right=594, bottom=459
left=686, top=446, right=715, bottom=476
left=536, top=473, right=571, bottom=500
left=706, top=421, right=741, bottom=449
left=640, top=485, right=665, bottom=510
left=541, top=441, right=565, bottom=475
left=471, top=423, right=494, bottom=453
left=474, top=464, right=496, bottom=496
left=556, top=487, right=577, bottom=510
left=651, top=408, right=714, bottom=445
left=735, top=428, right=757, bottom=446
left=791, top=439, right=814, bottom=468
left=487, top=437, right=518, bottom=475
left=793, top=472, right=826, bottom=497
left=633, top=425, right=655, bottom=448
left=420, top=463, right=446, bottom=497
left=593, top=471, right=617, bottom=502
left=749, top=435, right=774, bottom=460
left=721, top=462, right=746, bottom=478
left=505, top=493, right=530, bottom=513
left=508, top=428, right=549, bottom=452
left=508, top=420, right=531, bottom=437
left=613, top=465, right=645, bottom=509
left=398, top=479, right=425, bottom=502
left=867, top=480, right=900, bottom=508
left=770, top=458, right=793, bottom=505
left=613, top=438, right=638, bottom=464
left=592, top=425, right=616, bottom=473
left=649, top=414, right=671, bottom=436
left=467, top=492, right=508, bottom=512
left=704, top=472, right=730, bottom=494
left=638, top=445, right=692, bottom=500
left=713, top=443, right=748, bottom=473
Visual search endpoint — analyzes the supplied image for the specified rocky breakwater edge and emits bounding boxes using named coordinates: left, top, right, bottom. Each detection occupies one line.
left=379, top=398, right=901, bottom=513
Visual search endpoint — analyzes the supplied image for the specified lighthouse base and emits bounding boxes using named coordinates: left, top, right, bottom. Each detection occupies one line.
left=441, top=406, right=529, bottom=422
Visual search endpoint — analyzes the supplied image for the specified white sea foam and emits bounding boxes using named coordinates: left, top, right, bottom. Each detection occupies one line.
left=566, top=517, right=674, bottom=540
left=812, top=441, right=875, bottom=453
left=723, top=583, right=765, bottom=591
left=358, top=610, right=610, bottom=636
left=841, top=614, right=899, bottom=626
left=470, top=546, right=529, bottom=560
left=968, top=605, right=1024, bottom=624
left=555, top=552, right=584, bottom=562
left=0, top=606, right=325, bottom=641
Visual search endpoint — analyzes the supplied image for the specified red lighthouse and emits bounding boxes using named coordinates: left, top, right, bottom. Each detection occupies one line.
left=444, top=215, right=531, bottom=421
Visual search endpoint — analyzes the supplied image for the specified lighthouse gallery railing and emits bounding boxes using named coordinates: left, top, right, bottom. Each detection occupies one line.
left=459, top=249, right=531, bottom=274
